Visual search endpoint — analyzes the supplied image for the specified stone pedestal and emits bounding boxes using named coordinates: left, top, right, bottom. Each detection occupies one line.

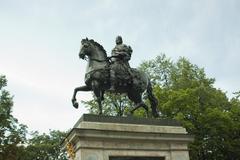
left=62, top=114, right=193, bottom=160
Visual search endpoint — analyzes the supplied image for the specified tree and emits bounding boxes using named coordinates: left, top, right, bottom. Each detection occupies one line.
left=226, top=93, right=240, bottom=159
left=139, top=54, right=174, bottom=87
left=0, top=75, right=68, bottom=160
left=21, top=130, right=68, bottom=160
left=82, top=92, right=133, bottom=116
left=0, top=75, right=27, bottom=160
left=140, top=55, right=239, bottom=160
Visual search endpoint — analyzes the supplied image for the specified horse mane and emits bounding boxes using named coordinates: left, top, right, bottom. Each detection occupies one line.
left=82, top=38, right=107, bottom=58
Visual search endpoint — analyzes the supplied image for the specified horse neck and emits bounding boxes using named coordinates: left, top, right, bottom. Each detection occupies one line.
left=91, top=47, right=106, bottom=61
left=87, top=48, right=108, bottom=73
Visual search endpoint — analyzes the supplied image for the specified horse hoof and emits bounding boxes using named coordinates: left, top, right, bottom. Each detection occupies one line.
left=73, top=102, right=79, bottom=109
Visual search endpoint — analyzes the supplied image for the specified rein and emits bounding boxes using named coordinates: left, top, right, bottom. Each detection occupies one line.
left=89, top=58, right=109, bottom=62
left=87, top=56, right=115, bottom=63
left=83, top=55, right=124, bottom=64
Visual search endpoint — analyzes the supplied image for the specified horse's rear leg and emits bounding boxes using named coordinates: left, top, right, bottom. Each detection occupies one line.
left=130, top=102, right=149, bottom=117
left=128, top=92, right=149, bottom=117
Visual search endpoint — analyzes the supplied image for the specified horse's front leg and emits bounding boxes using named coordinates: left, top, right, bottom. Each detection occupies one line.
left=72, top=85, right=91, bottom=109
left=91, top=80, right=104, bottom=115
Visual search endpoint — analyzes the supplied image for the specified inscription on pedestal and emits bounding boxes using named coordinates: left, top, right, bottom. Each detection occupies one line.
left=109, top=156, right=165, bottom=160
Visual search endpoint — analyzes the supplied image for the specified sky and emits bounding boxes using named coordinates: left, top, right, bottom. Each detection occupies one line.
left=0, top=0, right=240, bottom=133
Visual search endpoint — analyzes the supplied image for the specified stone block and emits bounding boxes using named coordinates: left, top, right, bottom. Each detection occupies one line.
left=62, top=114, right=193, bottom=160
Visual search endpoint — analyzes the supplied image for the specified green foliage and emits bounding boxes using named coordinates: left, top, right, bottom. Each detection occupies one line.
left=0, top=75, right=27, bottom=160
left=82, top=92, right=133, bottom=116
left=22, top=130, right=68, bottom=160
left=139, top=54, right=174, bottom=87
left=227, top=94, right=240, bottom=159
left=0, top=75, right=68, bottom=160
left=140, top=54, right=240, bottom=160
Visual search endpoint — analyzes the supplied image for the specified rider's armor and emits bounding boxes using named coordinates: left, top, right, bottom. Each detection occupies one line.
left=110, top=36, right=133, bottom=90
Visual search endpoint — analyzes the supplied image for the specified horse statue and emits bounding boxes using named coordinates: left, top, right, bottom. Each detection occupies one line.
left=71, top=38, right=159, bottom=118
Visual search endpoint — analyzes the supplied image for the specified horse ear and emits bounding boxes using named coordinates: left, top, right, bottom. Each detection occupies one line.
left=81, top=39, right=84, bottom=44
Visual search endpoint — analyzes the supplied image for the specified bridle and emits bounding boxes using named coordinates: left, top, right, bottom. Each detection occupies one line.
left=89, top=58, right=109, bottom=62
left=83, top=56, right=113, bottom=63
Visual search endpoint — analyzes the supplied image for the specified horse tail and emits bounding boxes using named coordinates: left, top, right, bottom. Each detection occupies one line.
left=147, top=79, right=159, bottom=118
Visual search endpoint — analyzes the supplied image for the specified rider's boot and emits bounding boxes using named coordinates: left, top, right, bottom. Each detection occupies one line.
left=110, top=70, right=116, bottom=91
left=110, top=83, right=116, bottom=91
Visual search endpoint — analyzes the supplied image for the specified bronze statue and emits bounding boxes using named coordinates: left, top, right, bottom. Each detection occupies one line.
left=72, top=36, right=159, bottom=117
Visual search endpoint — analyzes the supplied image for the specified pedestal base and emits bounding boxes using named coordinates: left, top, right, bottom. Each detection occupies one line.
left=62, top=114, right=193, bottom=160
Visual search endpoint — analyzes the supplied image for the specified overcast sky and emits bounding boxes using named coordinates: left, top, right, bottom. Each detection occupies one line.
left=1, top=0, right=239, bottom=133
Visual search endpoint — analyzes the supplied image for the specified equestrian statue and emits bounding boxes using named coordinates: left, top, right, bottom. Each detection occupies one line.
left=71, top=36, right=159, bottom=118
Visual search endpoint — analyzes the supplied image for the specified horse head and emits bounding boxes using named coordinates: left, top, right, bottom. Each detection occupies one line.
left=79, top=38, right=92, bottom=59
left=79, top=38, right=107, bottom=61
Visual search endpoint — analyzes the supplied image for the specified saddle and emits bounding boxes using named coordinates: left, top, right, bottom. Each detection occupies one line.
left=113, top=67, right=136, bottom=87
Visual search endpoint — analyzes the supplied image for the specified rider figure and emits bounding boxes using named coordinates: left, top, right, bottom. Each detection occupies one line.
left=110, top=36, right=133, bottom=90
